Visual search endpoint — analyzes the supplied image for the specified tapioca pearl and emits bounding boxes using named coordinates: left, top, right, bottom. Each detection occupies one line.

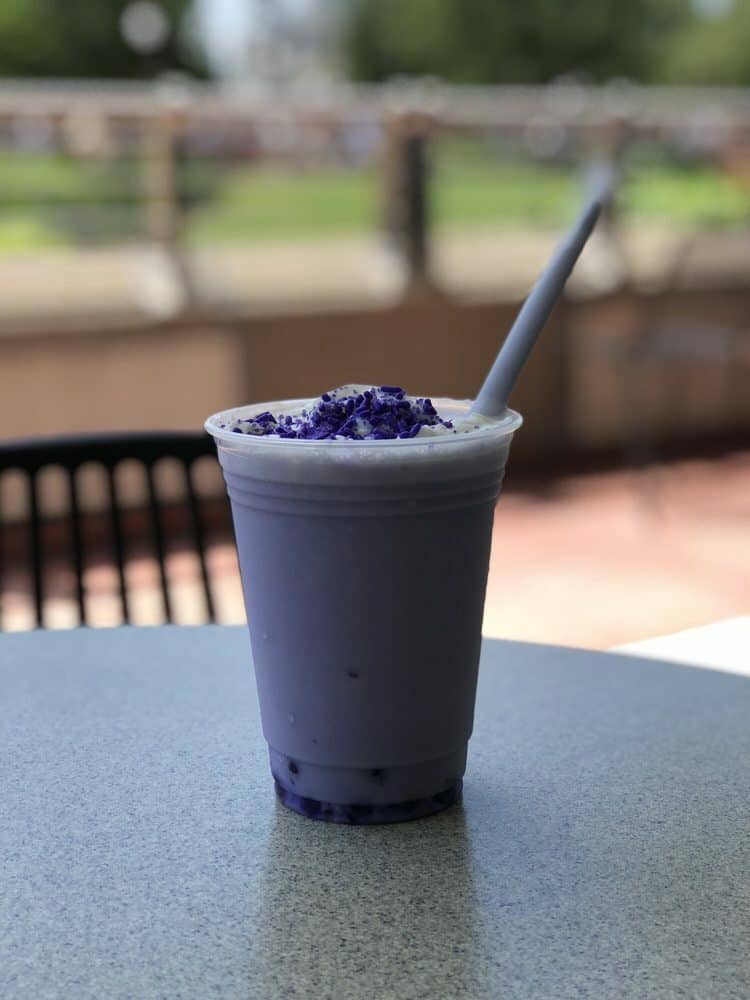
left=344, top=804, right=374, bottom=823
left=346, top=669, right=360, bottom=679
left=297, top=793, right=320, bottom=817
left=288, top=760, right=299, bottom=775
left=433, top=783, right=461, bottom=806
left=399, top=798, right=419, bottom=812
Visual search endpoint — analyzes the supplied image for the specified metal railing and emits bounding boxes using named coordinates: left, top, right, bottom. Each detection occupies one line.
left=1, top=79, right=750, bottom=301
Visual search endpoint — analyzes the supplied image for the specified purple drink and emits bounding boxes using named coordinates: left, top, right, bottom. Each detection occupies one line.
left=206, top=389, right=521, bottom=823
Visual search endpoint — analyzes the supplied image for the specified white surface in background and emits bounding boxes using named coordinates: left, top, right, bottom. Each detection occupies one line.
left=615, top=617, right=750, bottom=676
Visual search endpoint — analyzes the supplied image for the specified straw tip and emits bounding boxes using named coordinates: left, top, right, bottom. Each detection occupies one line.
left=585, top=162, right=617, bottom=209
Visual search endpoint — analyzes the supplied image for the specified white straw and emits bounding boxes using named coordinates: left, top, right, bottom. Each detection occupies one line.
left=473, top=168, right=614, bottom=417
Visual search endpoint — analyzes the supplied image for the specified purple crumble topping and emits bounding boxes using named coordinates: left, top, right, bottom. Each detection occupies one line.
left=225, top=386, right=454, bottom=441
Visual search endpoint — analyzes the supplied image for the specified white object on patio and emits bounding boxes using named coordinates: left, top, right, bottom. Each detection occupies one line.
left=615, top=616, right=750, bottom=676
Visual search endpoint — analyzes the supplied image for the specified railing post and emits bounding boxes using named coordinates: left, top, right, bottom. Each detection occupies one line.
left=381, top=114, right=435, bottom=297
left=403, top=130, right=429, bottom=282
left=140, top=110, right=193, bottom=315
left=143, top=112, right=178, bottom=248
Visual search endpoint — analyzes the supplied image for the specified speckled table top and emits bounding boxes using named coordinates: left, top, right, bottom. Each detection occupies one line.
left=2, top=626, right=749, bottom=1000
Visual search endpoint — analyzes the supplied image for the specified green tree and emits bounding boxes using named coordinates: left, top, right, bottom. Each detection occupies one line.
left=661, top=0, right=750, bottom=85
left=0, top=0, right=207, bottom=79
left=346, top=0, right=689, bottom=84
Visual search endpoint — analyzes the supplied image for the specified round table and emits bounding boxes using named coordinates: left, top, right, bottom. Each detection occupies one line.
left=2, top=626, right=749, bottom=999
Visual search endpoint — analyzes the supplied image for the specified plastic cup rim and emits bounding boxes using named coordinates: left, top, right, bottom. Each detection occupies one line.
left=205, top=397, right=523, bottom=450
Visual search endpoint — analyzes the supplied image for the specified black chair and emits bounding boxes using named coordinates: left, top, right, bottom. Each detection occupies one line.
left=0, top=431, right=227, bottom=630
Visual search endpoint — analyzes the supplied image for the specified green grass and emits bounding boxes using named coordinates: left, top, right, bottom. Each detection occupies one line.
left=0, top=213, right=66, bottom=251
left=185, top=166, right=378, bottom=243
left=0, top=147, right=748, bottom=252
left=434, top=159, right=575, bottom=230
left=0, top=153, right=137, bottom=201
left=621, top=165, right=750, bottom=225
left=186, top=158, right=750, bottom=245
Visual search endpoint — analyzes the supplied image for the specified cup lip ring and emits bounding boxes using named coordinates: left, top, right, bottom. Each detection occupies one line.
left=205, top=397, right=523, bottom=450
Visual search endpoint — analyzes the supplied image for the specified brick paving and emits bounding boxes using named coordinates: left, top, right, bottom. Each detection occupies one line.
left=484, top=450, right=750, bottom=648
left=2, top=449, right=748, bottom=650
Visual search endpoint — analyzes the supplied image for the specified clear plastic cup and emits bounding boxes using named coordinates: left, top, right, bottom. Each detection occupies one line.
left=206, top=398, right=522, bottom=823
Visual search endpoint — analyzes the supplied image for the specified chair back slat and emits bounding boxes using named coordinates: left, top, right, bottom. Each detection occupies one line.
left=27, top=472, right=44, bottom=629
left=184, top=460, right=216, bottom=623
left=66, top=468, right=87, bottom=627
left=0, top=492, right=4, bottom=631
left=105, top=464, right=131, bottom=625
left=145, top=462, right=173, bottom=623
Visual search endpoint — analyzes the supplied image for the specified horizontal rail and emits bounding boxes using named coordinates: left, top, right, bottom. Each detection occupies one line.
left=0, top=81, right=747, bottom=131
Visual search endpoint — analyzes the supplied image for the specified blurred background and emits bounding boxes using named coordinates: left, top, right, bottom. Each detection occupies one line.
left=0, top=0, right=748, bottom=644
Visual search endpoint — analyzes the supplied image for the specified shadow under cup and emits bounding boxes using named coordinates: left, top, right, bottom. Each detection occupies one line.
left=206, top=399, right=522, bottom=824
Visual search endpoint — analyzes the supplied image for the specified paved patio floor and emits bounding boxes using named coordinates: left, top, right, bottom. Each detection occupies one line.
left=484, top=450, right=749, bottom=647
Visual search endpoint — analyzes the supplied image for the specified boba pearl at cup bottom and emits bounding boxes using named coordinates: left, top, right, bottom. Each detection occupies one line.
left=268, top=746, right=467, bottom=825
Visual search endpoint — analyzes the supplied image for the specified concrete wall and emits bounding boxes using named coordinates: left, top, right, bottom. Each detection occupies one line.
left=568, top=286, right=750, bottom=450
left=1, top=285, right=748, bottom=468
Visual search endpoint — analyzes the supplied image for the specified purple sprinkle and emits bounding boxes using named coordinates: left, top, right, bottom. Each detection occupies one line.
left=226, top=386, right=453, bottom=441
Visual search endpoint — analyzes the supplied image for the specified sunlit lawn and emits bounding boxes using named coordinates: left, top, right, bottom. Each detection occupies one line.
left=185, top=155, right=750, bottom=242
left=0, top=144, right=747, bottom=251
